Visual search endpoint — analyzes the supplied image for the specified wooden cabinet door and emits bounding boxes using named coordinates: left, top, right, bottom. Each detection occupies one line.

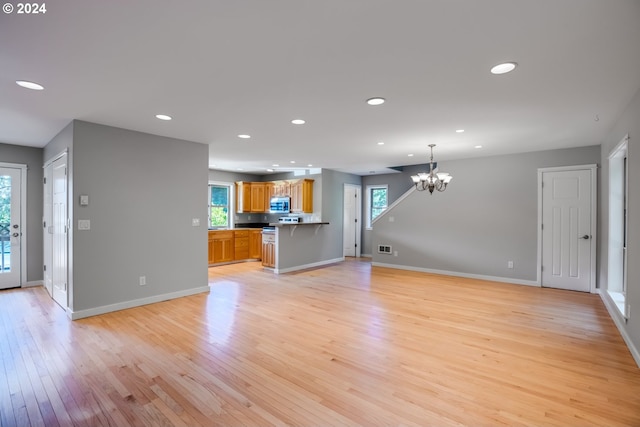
left=249, top=230, right=262, bottom=259
left=208, top=238, right=215, bottom=264
left=291, top=181, right=302, bottom=212
left=213, top=238, right=234, bottom=263
left=265, top=182, right=274, bottom=210
left=261, top=242, right=275, bottom=267
left=250, top=183, right=266, bottom=212
left=211, top=230, right=234, bottom=263
left=235, top=182, right=251, bottom=213
left=301, top=179, right=314, bottom=213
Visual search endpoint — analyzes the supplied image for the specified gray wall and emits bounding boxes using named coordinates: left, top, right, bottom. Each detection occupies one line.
left=599, top=87, right=640, bottom=356
left=276, top=169, right=360, bottom=270
left=0, top=143, right=43, bottom=283
left=69, top=121, right=209, bottom=313
left=370, top=146, right=600, bottom=282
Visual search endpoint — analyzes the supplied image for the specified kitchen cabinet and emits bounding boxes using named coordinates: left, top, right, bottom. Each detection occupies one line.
left=235, top=181, right=251, bottom=213
left=249, top=229, right=262, bottom=259
left=236, top=179, right=313, bottom=213
left=273, top=181, right=291, bottom=197
left=262, top=232, right=276, bottom=268
left=250, top=183, right=266, bottom=212
left=291, top=179, right=314, bottom=213
left=234, top=230, right=250, bottom=260
left=209, top=230, right=234, bottom=263
left=265, top=182, right=274, bottom=209
left=236, top=182, right=271, bottom=213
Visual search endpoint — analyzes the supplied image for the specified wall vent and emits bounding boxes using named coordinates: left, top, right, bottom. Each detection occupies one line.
left=378, top=245, right=392, bottom=254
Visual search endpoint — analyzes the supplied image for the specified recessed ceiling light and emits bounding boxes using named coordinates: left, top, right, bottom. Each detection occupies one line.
left=266, top=168, right=274, bottom=172
left=408, top=154, right=414, bottom=157
left=155, top=114, right=172, bottom=121
left=16, top=80, right=44, bottom=90
left=237, top=134, right=251, bottom=139
left=272, top=164, right=279, bottom=167
left=456, top=129, right=465, bottom=133
left=377, top=141, right=385, bottom=145
left=307, top=164, right=313, bottom=167
left=290, top=160, right=296, bottom=164
left=475, top=145, right=483, bottom=149
left=490, top=62, right=518, bottom=75
left=366, top=97, right=385, bottom=106
left=291, top=119, right=305, bottom=125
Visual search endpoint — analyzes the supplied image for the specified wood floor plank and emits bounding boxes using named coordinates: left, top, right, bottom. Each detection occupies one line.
left=1, top=259, right=640, bottom=426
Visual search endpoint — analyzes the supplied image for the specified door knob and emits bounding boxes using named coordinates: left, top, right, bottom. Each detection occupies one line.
left=581, top=234, right=590, bottom=240
left=12, top=232, right=19, bottom=237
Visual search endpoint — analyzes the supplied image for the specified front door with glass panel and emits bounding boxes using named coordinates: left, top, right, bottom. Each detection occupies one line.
left=0, top=167, right=22, bottom=289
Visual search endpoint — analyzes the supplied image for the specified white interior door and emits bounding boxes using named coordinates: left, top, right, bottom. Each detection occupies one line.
left=541, top=168, right=594, bottom=292
left=43, top=163, right=53, bottom=296
left=51, top=155, right=68, bottom=308
left=343, top=184, right=361, bottom=257
left=0, top=167, right=22, bottom=289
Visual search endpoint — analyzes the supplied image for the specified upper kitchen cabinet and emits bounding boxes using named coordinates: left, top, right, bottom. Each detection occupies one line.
left=236, top=178, right=314, bottom=213
left=235, top=181, right=251, bottom=213
left=250, top=183, right=266, bottom=212
left=291, top=179, right=314, bottom=213
left=236, top=181, right=269, bottom=213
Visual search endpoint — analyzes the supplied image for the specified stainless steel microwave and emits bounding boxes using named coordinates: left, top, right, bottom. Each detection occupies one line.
left=269, top=197, right=291, bottom=213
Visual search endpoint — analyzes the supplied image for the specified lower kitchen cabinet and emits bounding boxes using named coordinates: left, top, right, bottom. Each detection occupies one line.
left=262, top=232, right=275, bottom=268
left=249, top=229, right=262, bottom=259
left=209, top=230, right=234, bottom=263
left=234, top=230, right=250, bottom=260
left=209, top=229, right=263, bottom=264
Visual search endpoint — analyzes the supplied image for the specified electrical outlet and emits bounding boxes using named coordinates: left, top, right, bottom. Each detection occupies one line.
left=508, top=261, right=514, bottom=269
left=394, top=250, right=398, bottom=257
left=192, top=218, right=200, bottom=226
left=139, top=276, right=146, bottom=286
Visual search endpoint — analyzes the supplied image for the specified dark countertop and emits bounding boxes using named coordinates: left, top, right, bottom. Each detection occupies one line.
left=268, top=222, right=329, bottom=227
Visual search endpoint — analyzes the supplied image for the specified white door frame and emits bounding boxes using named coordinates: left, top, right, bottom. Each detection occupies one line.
left=0, top=162, right=27, bottom=287
left=44, top=150, right=69, bottom=309
left=537, top=164, right=597, bottom=292
left=343, top=184, right=362, bottom=257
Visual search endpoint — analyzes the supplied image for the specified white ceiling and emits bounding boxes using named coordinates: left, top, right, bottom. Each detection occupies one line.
left=1, top=0, right=639, bottom=175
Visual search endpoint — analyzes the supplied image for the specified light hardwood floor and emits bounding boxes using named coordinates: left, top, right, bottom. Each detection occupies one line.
left=2, top=259, right=640, bottom=426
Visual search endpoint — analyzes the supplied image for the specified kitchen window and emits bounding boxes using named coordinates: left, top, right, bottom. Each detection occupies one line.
left=366, top=185, right=388, bottom=229
left=209, top=184, right=231, bottom=229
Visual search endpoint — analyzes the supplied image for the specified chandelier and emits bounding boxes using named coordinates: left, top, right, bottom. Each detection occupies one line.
left=410, top=144, right=452, bottom=194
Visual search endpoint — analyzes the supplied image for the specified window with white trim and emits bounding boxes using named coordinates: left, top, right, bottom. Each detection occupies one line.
left=208, top=183, right=231, bottom=229
left=366, top=185, right=388, bottom=229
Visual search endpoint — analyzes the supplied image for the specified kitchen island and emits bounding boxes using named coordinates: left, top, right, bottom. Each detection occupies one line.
left=262, top=222, right=341, bottom=273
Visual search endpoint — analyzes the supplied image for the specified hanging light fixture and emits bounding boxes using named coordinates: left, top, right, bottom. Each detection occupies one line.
left=410, top=144, right=452, bottom=194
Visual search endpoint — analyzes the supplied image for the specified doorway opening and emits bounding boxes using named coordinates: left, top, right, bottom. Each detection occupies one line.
left=0, top=163, right=27, bottom=290
left=608, top=135, right=629, bottom=317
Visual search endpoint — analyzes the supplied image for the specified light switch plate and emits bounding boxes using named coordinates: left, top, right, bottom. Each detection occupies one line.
left=79, top=195, right=89, bottom=206
left=78, top=219, right=90, bottom=230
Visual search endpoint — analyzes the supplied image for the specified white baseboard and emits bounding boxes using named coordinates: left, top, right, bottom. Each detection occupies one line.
left=22, top=280, right=44, bottom=288
left=67, top=286, right=211, bottom=320
left=371, top=262, right=540, bottom=287
left=599, top=290, right=640, bottom=368
left=276, top=257, right=345, bottom=274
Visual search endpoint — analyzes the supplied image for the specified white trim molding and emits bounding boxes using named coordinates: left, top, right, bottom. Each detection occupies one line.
left=67, top=285, right=210, bottom=320
left=599, top=290, right=640, bottom=368
left=276, top=257, right=345, bottom=274
left=537, top=164, right=598, bottom=292
left=372, top=262, right=540, bottom=287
